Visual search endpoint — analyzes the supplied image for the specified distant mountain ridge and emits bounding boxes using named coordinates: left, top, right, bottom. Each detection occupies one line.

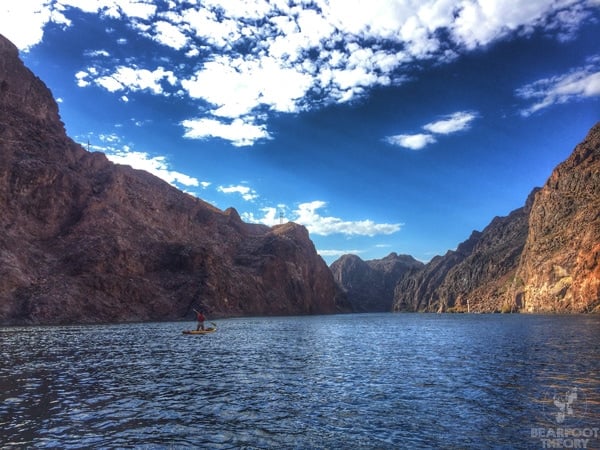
left=0, top=34, right=339, bottom=325
left=330, top=253, right=423, bottom=312
left=333, top=123, right=600, bottom=313
left=2, top=31, right=598, bottom=324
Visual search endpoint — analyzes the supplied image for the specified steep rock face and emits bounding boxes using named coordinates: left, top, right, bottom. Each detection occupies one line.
left=393, top=123, right=600, bottom=313
left=394, top=194, right=534, bottom=313
left=394, top=230, right=481, bottom=312
left=0, top=34, right=338, bottom=325
left=513, top=123, right=600, bottom=312
left=330, top=253, right=423, bottom=312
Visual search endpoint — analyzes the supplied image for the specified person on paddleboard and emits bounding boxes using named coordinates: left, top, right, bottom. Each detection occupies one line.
left=194, top=309, right=206, bottom=331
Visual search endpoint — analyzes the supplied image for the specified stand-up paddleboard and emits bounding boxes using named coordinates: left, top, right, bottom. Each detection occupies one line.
left=182, top=322, right=217, bottom=335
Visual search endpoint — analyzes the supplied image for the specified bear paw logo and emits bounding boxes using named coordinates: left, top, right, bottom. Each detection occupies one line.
left=543, top=387, right=588, bottom=426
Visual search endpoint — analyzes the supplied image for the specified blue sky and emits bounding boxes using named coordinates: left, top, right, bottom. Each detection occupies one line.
left=2, top=1, right=599, bottom=265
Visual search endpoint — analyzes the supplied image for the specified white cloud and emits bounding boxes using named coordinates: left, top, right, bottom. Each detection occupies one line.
left=386, top=110, right=479, bottom=149
left=450, top=0, right=588, bottom=50
left=181, top=117, right=271, bottom=147
left=0, top=1, right=70, bottom=50
left=201, top=0, right=273, bottom=20
left=75, top=71, right=90, bottom=87
left=217, top=185, right=259, bottom=201
left=92, top=66, right=177, bottom=95
left=242, top=207, right=281, bottom=226
left=296, top=201, right=403, bottom=236
left=6, top=0, right=596, bottom=59
left=108, top=150, right=200, bottom=187
left=423, top=111, right=478, bottom=134
left=180, top=7, right=241, bottom=48
left=245, top=201, right=403, bottom=237
left=325, top=0, right=412, bottom=39
left=3, top=0, right=597, bottom=145
left=181, top=55, right=313, bottom=119
left=91, top=133, right=203, bottom=188
left=517, top=58, right=600, bottom=115
left=85, top=49, right=110, bottom=57
left=151, top=20, right=189, bottom=50
left=318, top=249, right=364, bottom=258
left=95, top=76, right=122, bottom=92
left=98, top=133, right=120, bottom=143
left=111, top=0, right=157, bottom=20
left=385, top=133, right=436, bottom=150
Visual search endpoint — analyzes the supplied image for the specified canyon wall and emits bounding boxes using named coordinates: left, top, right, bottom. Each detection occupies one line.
left=334, top=124, right=599, bottom=314
left=0, top=34, right=339, bottom=325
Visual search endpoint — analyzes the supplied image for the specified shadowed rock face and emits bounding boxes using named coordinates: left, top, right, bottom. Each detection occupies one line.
left=330, top=253, right=423, bottom=312
left=393, top=198, right=533, bottom=313
left=0, top=34, right=338, bottom=325
left=392, top=123, right=600, bottom=313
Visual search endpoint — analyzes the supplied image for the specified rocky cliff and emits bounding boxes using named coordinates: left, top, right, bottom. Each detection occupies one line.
left=393, top=196, right=533, bottom=313
left=511, top=123, right=600, bottom=312
left=330, top=253, right=423, bottom=312
left=392, top=123, right=600, bottom=313
left=0, top=34, right=338, bottom=325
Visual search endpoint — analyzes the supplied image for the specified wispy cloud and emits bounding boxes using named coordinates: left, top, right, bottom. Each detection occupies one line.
left=295, top=201, right=402, bottom=236
left=385, top=110, right=477, bottom=150
left=517, top=56, right=600, bottom=116
left=242, top=206, right=282, bottom=226
left=385, top=133, right=436, bottom=151
left=77, top=65, right=177, bottom=95
left=318, top=249, right=364, bottom=259
left=3, top=0, right=597, bottom=145
left=88, top=133, right=203, bottom=189
left=85, top=49, right=110, bottom=58
left=217, top=185, right=259, bottom=202
left=243, top=201, right=402, bottom=237
left=181, top=118, right=271, bottom=147
left=423, top=111, right=478, bottom=134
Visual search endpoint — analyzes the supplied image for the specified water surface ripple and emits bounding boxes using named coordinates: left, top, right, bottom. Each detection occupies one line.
left=1, top=314, right=599, bottom=448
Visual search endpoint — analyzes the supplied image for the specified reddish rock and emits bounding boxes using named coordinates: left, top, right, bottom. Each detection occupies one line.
left=392, top=123, right=599, bottom=314
left=0, top=34, right=338, bottom=325
left=513, top=123, right=600, bottom=312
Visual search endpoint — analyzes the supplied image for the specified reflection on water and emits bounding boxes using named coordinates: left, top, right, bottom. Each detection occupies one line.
left=1, top=314, right=599, bottom=448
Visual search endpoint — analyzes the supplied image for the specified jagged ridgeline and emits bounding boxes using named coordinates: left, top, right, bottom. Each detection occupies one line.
left=0, top=34, right=341, bottom=325
left=1, top=31, right=598, bottom=325
left=332, top=123, right=600, bottom=314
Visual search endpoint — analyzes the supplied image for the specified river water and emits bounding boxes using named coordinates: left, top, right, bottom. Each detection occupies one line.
left=1, top=313, right=599, bottom=449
